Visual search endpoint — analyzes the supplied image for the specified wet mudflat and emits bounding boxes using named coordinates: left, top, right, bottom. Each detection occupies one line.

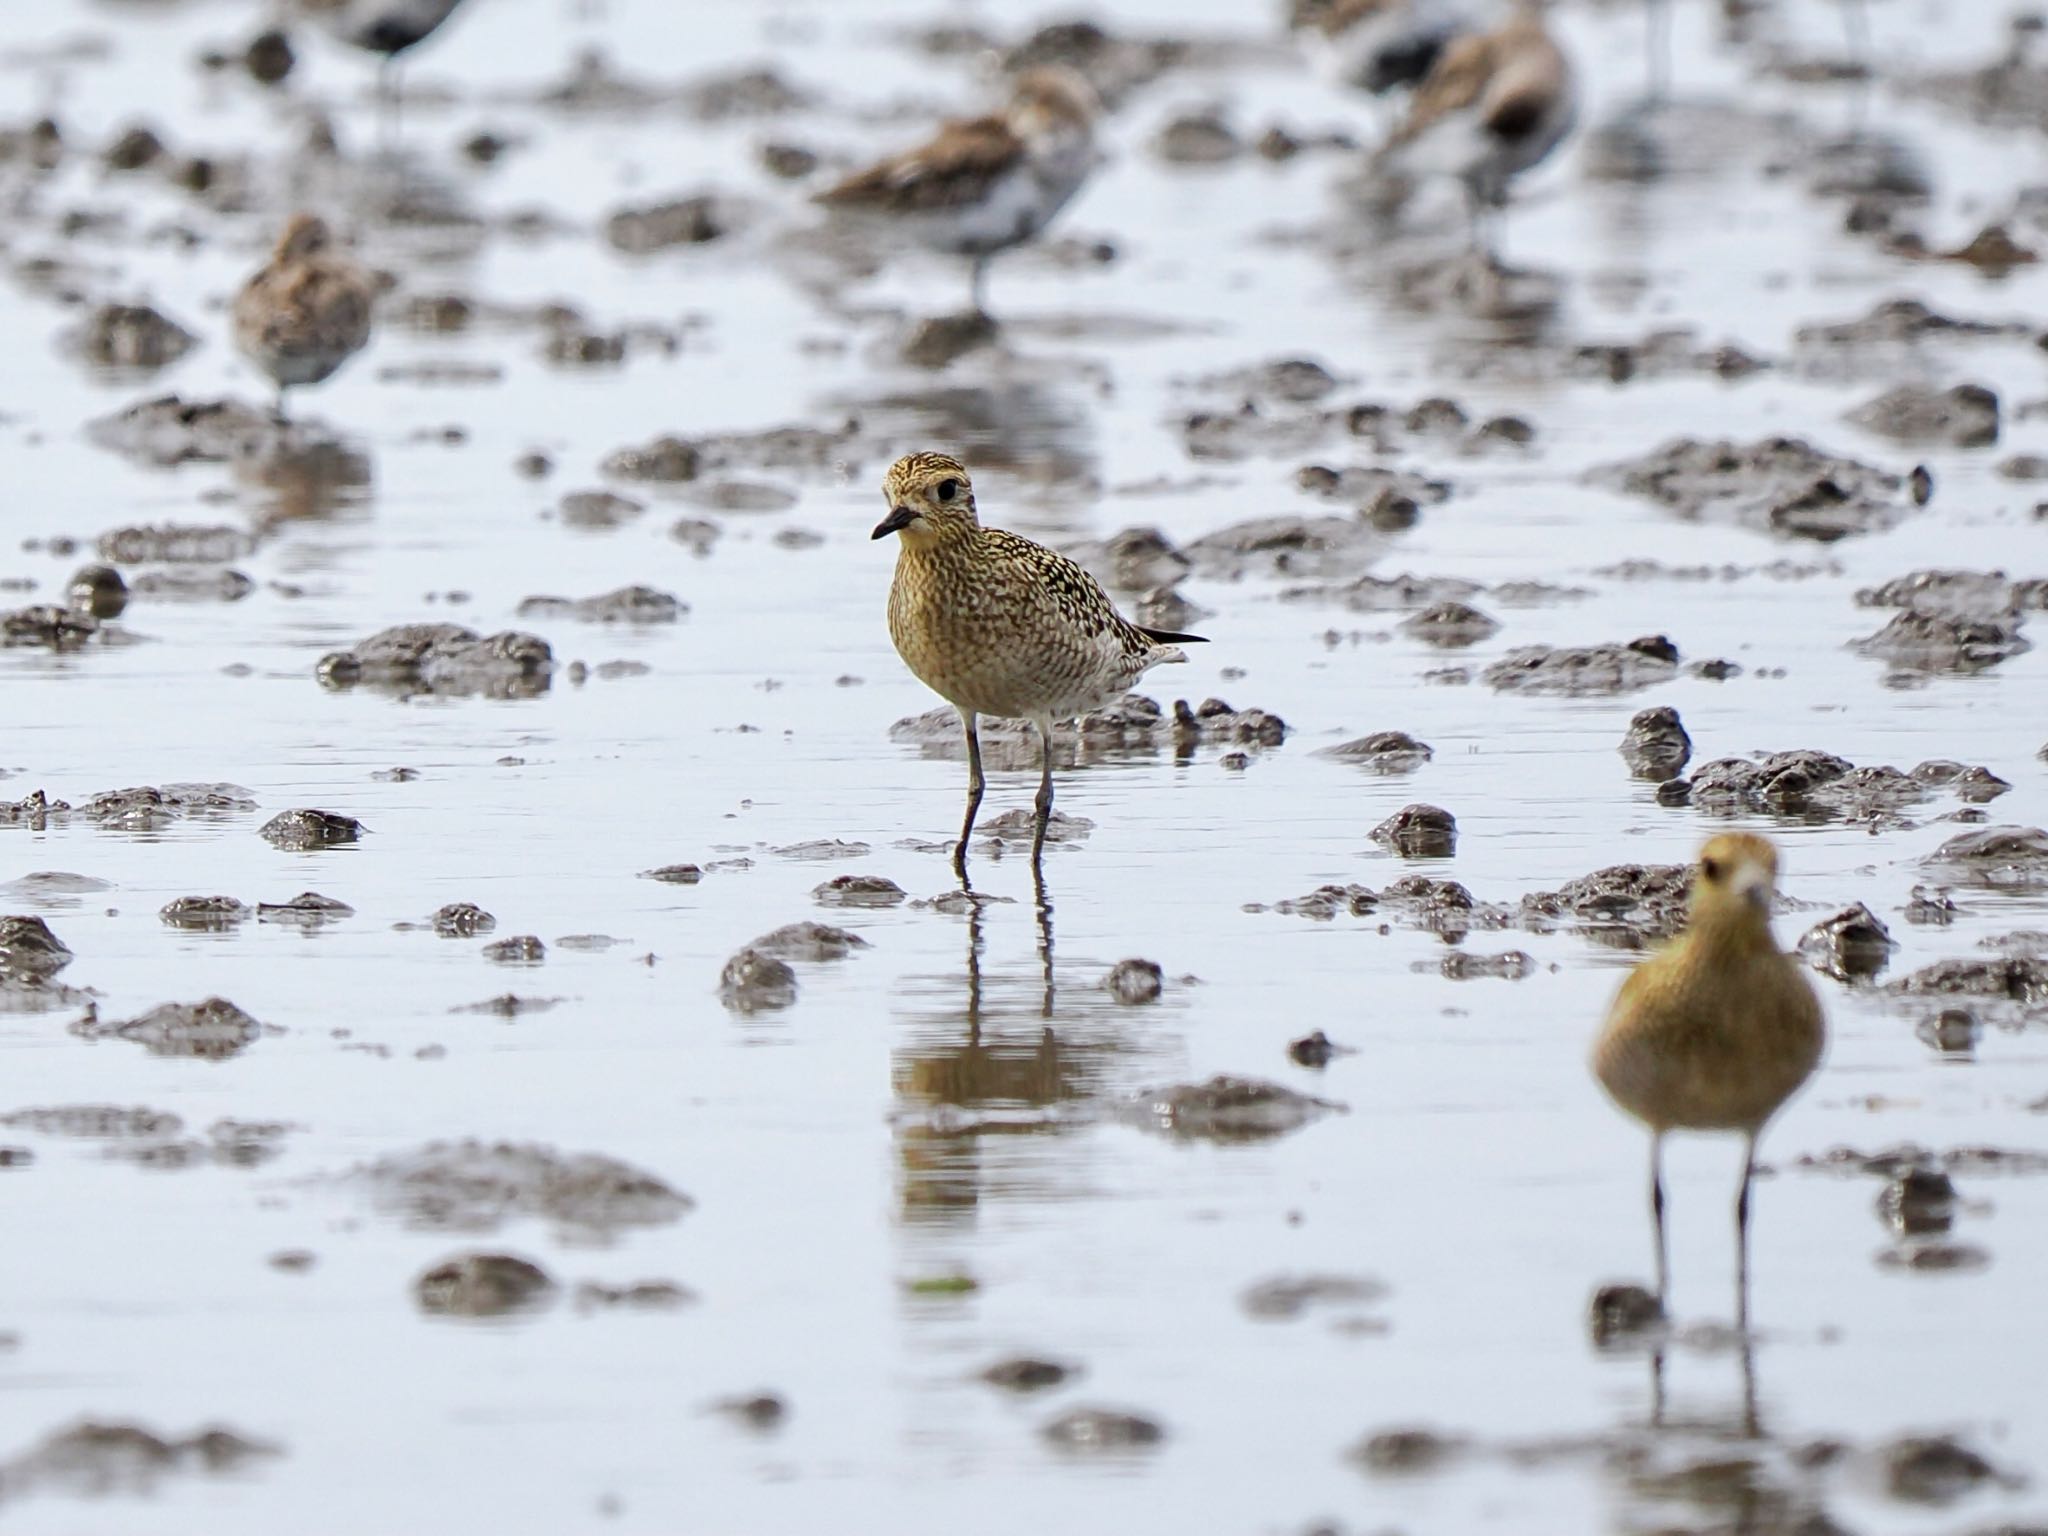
left=2, top=0, right=2048, bottom=1531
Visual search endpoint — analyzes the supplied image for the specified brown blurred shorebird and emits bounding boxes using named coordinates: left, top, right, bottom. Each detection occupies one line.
left=1592, top=833, right=1825, bottom=1328
left=1376, top=2, right=1576, bottom=259
left=873, top=452, right=1204, bottom=870
left=816, top=68, right=1100, bottom=317
left=232, top=213, right=374, bottom=418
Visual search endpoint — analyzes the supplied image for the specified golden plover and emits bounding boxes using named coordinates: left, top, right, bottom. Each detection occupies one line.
left=1592, top=832, right=1825, bottom=1327
left=816, top=67, right=1100, bottom=317
left=873, top=451, right=1204, bottom=868
left=1377, top=3, right=1575, bottom=257
left=232, top=212, right=374, bottom=417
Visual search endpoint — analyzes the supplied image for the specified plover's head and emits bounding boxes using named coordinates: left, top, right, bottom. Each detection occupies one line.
left=274, top=212, right=336, bottom=263
left=873, top=451, right=979, bottom=547
left=1005, top=66, right=1100, bottom=145
left=1691, top=832, right=1781, bottom=921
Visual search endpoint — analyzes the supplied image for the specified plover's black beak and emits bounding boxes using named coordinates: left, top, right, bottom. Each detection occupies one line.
left=871, top=505, right=916, bottom=540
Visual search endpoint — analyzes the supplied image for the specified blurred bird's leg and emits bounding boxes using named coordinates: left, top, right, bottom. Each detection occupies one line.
left=1645, top=0, right=1672, bottom=102
left=1650, top=1132, right=1670, bottom=1305
left=954, top=708, right=984, bottom=878
left=1735, top=1128, right=1758, bottom=1334
left=969, top=253, right=991, bottom=319
left=1030, top=717, right=1055, bottom=867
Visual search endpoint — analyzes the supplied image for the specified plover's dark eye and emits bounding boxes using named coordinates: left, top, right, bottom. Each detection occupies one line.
left=1700, top=857, right=1722, bottom=883
left=935, top=478, right=959, bottom=503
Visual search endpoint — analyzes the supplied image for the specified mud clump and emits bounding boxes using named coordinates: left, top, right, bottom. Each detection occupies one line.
left=482, top=935, right=545, bottom=964
left=516, top=586, right=686, bottom=623
left=601, top=435, right=700, bottom=483
left=1400, top=600, right=1499, bottom=647
left=1588, top=1282, right=1666, bottom=1346
left=1239, top=1273, right=1388, bottom=1320
left=0, top=916, right=72, bottom=978
left=698, top=1393, right=784, bottom=1435
left=1178, top=513, right=1384, bottom=582
left=1316, top=730, right=1433, bottom=772
left=1102, top=958, right=1164, bottom=1004
left=892, top=693, right=1218, bottom=767
left=259, top=809, right=363, bottom=850
left=556, top=489, right=645, bottom=529
left=1173, top=698, right=1287, bottom=749
left=813, top=875, right=906, bottom=910
left=86, top=394, right=335, bottom=469
left=1888, top=954, right=2048, bottom=1004
left=1881, top=1435, right=2006, bottom=1504
left=749, top=922, right=868, bottom=962
left=2, top=604, right=100, bottom=650
left=433, top=903, right=496, bottom=937
left=720, top=948, right=798, bottom=1012
left=415, top=1252, right=557, bottom=1318
left=1846, top=383, right=1999, bottom=447
left=1799, top=904, right=1897, bottom=981
left=1373, top=804, right=1457, bottom=858
left=1439, top=949, right=1535, bottom=981
left=1123, top=1075, right=1344, bottom=1143
left=1040, top=1407, right=1165, bottom=1453
left=604, top=194, right=732, bottom=253
left=71, top=997, right=267, bottom=1060
left=96, top=523, right=253, bottom=564
left=576, top=1279, right=696, bottom=1311
left=1877, top=1168, right=1956, bottom=1236
left=64, top=302, right=198, bottom=374
left=356, top=1140, right=691, bottom=1236
left=317, top=623, right=554, bottom=700
left=1620, top=706, right=1691, bottom=781
left=982, top=1357, right=1077, bottom=1391
left=1522, top=863, right=1693, bottom=941
left=1921, top=825, right=2048, bottom=890
left=1350, top=1427, right=1468, bottom=1474
left=1483, top=636, right=1679, bottom=696
left=257, top=892, right=352, bottom=927
left=159, top=896, right=251, bottom=930
left=1853, top=606, right=2029, bottom=674
left=900, top=311, right=998, bottom=370
left=67, top=564, right=128, bottom=618
left=1288, top=1029, right=1345, bottom=1067
left=1590, top=436, right=1915, bottom=542
left=0, top=1419, right=278, bottom=1497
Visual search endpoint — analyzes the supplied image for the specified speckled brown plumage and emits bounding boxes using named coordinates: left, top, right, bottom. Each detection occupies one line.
left=231, top=213, right=373, bottom=415
left=873, top=451, right=1203, bottom=868
left=1592, top=832, right=1826, bottom=1323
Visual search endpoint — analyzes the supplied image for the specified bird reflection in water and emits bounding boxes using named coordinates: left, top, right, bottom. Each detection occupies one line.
left=892, top=865, right=1121, bottom=1226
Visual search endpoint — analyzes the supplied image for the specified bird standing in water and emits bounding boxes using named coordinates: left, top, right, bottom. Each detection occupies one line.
left=873, top=452, right=1203, bottom=871
left=1592, top=832, right=1825, bottom=1328
left=231, top=212, right=374, bottom=419
left=816, top=68, right=1101, bottom=318
left=1377, top=2, right=1576, bottom=262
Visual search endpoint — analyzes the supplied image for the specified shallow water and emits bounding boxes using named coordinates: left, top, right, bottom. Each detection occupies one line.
left=2, top=0, right=2047, bottom=1530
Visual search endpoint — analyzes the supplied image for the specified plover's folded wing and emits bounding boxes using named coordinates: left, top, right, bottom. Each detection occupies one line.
left=816, top=115, right=1026, bottom=214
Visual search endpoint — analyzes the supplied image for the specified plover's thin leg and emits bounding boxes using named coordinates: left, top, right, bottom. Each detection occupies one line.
left=954, top=707, right=984, bottom=876
left=1645, top=0, right=1672, bottom=102
left=273, top=382, right=289, bottom=423
left=1735, top=1128, right=1758, bottom=1334
left=1030, top=716, right=1055, bottom=867
left=1650, top=1131, right=1669, bottom=1305
left=969, top=254, right=991, bottom=318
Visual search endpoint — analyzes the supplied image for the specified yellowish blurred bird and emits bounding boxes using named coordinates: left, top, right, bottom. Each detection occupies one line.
left=1592, top=832, right=1825, bottom=1327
